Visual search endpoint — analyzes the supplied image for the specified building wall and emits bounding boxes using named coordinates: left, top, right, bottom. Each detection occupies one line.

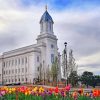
left=2, top=46, right=41, bottom=85
left=37, top=34, right=58, bottom=70
left=3, top=53, right=29, bottom=84
left=28, top=51, right=41, bottom=83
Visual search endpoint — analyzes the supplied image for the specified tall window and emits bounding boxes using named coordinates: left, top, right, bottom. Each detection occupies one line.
left=19, top=78, right=20, bottom=82
left=9, top=61, right=10, bottom=67
left=37, top=67, right=39, bottom=71
left=46, top=22, right=48, bottom=32
left=9, top=70, right=10, bottom=74
left=26, top=78, right=27, bottom=82
left=18, top=69, right=20, bottom=73
left=6, top=70, right=8, bottom=75
left=12, top=60, right=14, bottom=66
left=51, top=54, right=54, bottom=63
left=37, top=56, right=39, bottom=62
left=51, top=44, right=54, bottom=49
left=6, top=61, right=8, bottom=67
left=22, top=78, right=24, bottom=81
left=25, top=57, right=27, bottom=64
left=22, top=58, right=24, bottom=65
left=3, top=71, right=5, bottom=75
left=50, top=23, right=51, bottom=31
left=18, top=58, right=20, bottom=65
left=25, top=68, right=27, bottom=73
left=15, top=59, right=17, bottom=66
left=15, top=69, right=17, bottom=74
left=22, top=68, right=24, bottom=73
left=3, top=62, right=5, bottom=67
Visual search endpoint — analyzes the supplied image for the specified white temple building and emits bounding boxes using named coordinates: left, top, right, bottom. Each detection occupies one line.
left=0, top=7, right=61, bottom=85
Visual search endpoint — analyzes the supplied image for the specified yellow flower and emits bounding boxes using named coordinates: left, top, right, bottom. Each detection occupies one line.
left=39, top=87, right=44, bottom=93
left=8, top=90, right=12, bottom=94
left=12, top=88, right=16, bottom=92
left=33, top=87, right=38, bottom=93
left=28, top=91, right=31, bottom=95
left=25, top=92, right=28, bottom=95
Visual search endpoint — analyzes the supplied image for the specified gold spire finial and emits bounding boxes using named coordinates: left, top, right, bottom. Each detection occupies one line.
left=45, top=5, right=47, bottom=11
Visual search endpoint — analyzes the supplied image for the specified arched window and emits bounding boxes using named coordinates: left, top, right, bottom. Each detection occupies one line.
left=46, top=22, right=48, bottom=32
left=50, top=23, right=51, bottom=31
left=37, top=56, right=39, bottom=62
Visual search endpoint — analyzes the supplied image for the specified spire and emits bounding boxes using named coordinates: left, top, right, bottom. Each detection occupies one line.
left=45, top=5, right=47, bottom=11
left=40, top=6, right=54, bottom=34
left=40, top=6, right=53, bottom=23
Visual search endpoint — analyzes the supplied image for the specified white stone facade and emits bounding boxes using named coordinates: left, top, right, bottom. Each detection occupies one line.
left=0, top=9, right=61, bottom=85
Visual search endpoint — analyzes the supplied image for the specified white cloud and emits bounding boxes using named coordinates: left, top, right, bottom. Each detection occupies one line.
left=78, top=66, right=100, bottom=75
left=76, top=52, right=100, bottom=65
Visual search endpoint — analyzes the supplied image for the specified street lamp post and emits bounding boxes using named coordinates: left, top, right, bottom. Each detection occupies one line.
left=64, top=42, right=68, bottom=85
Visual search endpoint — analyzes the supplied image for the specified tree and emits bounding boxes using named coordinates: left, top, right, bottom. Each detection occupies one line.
left=68, top=71, right=78, bottom=87
left=68, top=49, right=77, bottom=73
left=94, top=75, right=100, bottom=86
left=51, top=57, right=59, bottom=86
left=62, top=49, right=78, bottom=85
left=80, top=71, right=94, bottom=87
left=62, top=49, right=69, bottom=84
left=67, top=49, right=78, bottom=87
left=46, top=65, right=51, bottom=83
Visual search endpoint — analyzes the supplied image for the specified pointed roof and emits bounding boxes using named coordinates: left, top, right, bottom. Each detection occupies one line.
left=40, top=7, right=54, bottom=23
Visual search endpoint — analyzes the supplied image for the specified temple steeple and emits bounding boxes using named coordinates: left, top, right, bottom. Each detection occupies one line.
left=40, top=6, right=54, bottom=34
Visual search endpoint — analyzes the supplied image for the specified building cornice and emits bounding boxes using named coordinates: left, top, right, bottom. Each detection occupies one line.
left=36, top=33, right=58, bottom=41
left=2, top=42, right=46, bottom=58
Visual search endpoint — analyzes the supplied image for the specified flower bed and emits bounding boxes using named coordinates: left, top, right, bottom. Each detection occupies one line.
left=0, top=85, right=100, bottom=100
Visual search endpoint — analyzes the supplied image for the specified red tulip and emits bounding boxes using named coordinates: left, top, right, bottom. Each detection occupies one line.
left=54, top=87, right=59, bottom=93
left=93, top=89, right=99, bottom=97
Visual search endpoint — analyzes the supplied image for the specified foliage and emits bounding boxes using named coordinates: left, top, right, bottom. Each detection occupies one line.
left=62, top=49, right=78, bottom=86
left=68, top=49, right=77, bottom=73
left=51, top=57, right=59, bottom=85
left=68, top=71, right=78, bottom=87
left=80, top=71, right=100, bottom=87
left=46, top=66, right=51, bottom=82
left=93, top=75, right=100, bottom=86
left=80, top=71, right=94, bottom=87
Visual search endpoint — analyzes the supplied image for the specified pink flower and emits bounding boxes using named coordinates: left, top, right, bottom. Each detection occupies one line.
left=1, top=91, right=6, bottom=96
left=65, top=84, right=70, bottom=91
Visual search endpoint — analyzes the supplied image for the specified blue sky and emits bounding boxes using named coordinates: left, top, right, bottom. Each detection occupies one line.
left=0, top=0, right=100, bottom=75
left=20, top=0, right=100, bottom=10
